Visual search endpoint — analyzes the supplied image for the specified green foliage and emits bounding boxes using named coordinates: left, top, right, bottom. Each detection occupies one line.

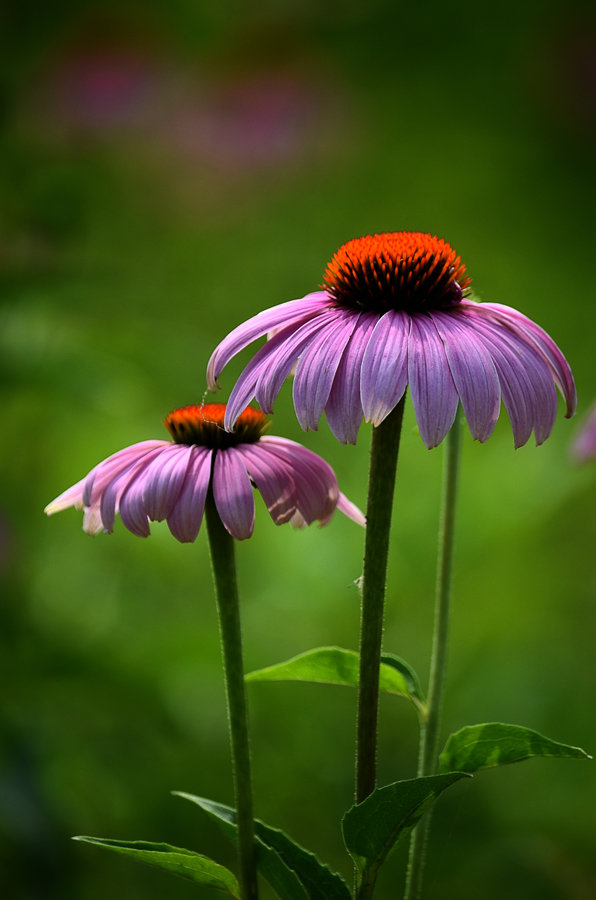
left=72, top=836, right=240, bottom=896
left=439, top=723, right=592, bottom=774
left=342, top=773, right=469, bottom=892
left=175, top=793, right=352, bottom=900
left=246, top=646, right=425, bottom=714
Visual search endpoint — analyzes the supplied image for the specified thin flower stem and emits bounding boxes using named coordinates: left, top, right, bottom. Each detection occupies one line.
left=356, top=396, right=406, bottom=810
left=205, top=489, right=258, bottom=900
left=404, top=407, right=462, bottom=900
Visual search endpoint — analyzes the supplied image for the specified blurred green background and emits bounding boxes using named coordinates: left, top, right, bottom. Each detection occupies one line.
left=2, top=0, right=595, bottom=897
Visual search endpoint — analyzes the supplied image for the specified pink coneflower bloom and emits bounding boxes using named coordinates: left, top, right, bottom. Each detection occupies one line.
left=207, top=232, right=576, bottom=448
left=44, top=404, right=364, bottom=541
left=571, top=401, right=596, bottom=463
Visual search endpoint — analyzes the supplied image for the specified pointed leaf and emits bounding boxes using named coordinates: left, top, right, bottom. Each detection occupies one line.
left=175, top=793, right=351, bottom=900
left=439, top=723, right=592, bottom=774
left=342, top=773, right=469, bottom=885
left=246, top=646, right=425, bottom=711
left=73, top=837, right=240, bottom=896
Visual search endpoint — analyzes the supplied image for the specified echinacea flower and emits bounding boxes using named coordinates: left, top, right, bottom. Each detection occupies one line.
left=571, top=401, right=596, bottom=463
left=207, top=232, right=576, bottom=448
left=45, top=403, right=364, bottom=541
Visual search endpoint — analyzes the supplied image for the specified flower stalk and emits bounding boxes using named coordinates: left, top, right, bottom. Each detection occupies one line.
left=404, top=406, right=463, bottom=900
left=356, top=395, right=406, bottom=806
left=205, top=488, right=258, bottom=900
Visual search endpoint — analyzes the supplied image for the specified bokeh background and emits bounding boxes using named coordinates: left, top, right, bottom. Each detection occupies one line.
left=2, top=1, right=595, bottom=897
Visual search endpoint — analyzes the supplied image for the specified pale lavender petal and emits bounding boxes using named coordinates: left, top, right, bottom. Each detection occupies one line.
left=234, top=443, right=297, bottom=525
left=336, top=492, right=366, bottom=527
left=82, top=506, right=104, bottom=536
left=224, top=312, right=337, bottom=429
left=292, top=309, right=359, bottom=430
left=361, top=310, right=410, bottom=426
left=142, top=444, right=194, bottom=520
left=99, top=446, right=167, bottom=532
left=206, top=291, right=331, bottom=388
left=408, top=315, right=459, bottom=449
left=45, top=477, right=87, bottom=515
left=571, top=402, right=596, bottom=463
left=167, top=448, right=213, bottom=542
left=83, top=441, right=168, bottom=507
left=213, top=449, right=255, bottom=540
left=479, top=302, right=577, bottom=417
left=430, top=310, right=501, bottom=442
left=325, top=312, right=379, bottom=444
left=463, top=310, right=557, bottom=447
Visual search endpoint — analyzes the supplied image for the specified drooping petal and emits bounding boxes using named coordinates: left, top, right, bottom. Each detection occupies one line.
left=479, top=302, right=577, bottom=417
left=166, top=447, right=213, bottom=542
left=408, top=314, right=459, bottom=448
left=213, top=449, right=255, bottom=540
left=292, top=309, right=359, bottom=430
left=207, top=292, right=331, bottom=389
left=82, top=441, right=168, bottom=507
left=430, top=310, right=501, bottom=442
left=142, top=444, right=194, bottom=521
left=119, top=474, right=153, bottom=537
left=463, top=310, right=557, bottom=447
left=256, top=310, right=344, bottom=414
left=224, top=311, right=338, bottom=429
left=258, top=436, right=339, bottom=524
left=336, top=492, right=367, bottom=527
left=325, top=312, right=379, bottom=444
left=233, top=443, right=297, bottom=525
left=44, top=477, right=87, bottom=515
left=99, top=446, right=167, bottom=532
left=361, top=309, right=410, bottom=426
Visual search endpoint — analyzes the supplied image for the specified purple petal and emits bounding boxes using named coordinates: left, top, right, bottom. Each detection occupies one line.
left=99, top=446, right=167, bottom=532
left=408, top=315, right=459, bottom=448
left=213, top=449, right=255, bottom=540
left=462, top=310, right=557, bottom=447
left=82, top=441, right=168, bottom=507
left=325, top=312, right=379, bottom=444
left=119, top=476, right=152, bottom=537
left=207, top=291, right=331, bottom=389
left=479, top=302, right=577, bottom=418
left=361, top=310, right=410, bottom=426
left=167, top=447, right=213, bottom=542
left=224, top=311, right=337, bottom=429
left=292, top=309, right=359, bottom=430
left=430, top=310, right=501, bottom=442
left=142, top=444, right=194, bottom=521
left=258, top=436, right=338, bottom=524
left=233, top=443, right=297, bottom=525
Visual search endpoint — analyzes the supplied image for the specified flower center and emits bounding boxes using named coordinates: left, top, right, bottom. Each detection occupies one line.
left=322, top=231, right=470, bottom=314
left=164, top=403, right=268, bottom=447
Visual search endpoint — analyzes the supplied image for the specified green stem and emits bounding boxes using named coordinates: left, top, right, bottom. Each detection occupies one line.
left=356, top=398, right=406, bottom=801
left=404, top=407, right=462, bottom=900
left=205, top=489, right=258, bottom=900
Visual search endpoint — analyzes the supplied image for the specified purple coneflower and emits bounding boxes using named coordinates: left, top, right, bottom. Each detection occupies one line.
left=45, top=403, right=364, bottom=541
left=571, top=401, right=596, bottom=463
left=207, top=232, right=576, bottom=448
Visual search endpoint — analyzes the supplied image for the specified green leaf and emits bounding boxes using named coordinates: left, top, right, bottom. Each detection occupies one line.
left=72, top=837, right=240, bottom=896
left=175, top=793, right=351, bottom=900
left=439, top=723, right=592, bottom=774
left=245, top=646, right=425, bottom=711
left=342, top=773, right=469, bottom=889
